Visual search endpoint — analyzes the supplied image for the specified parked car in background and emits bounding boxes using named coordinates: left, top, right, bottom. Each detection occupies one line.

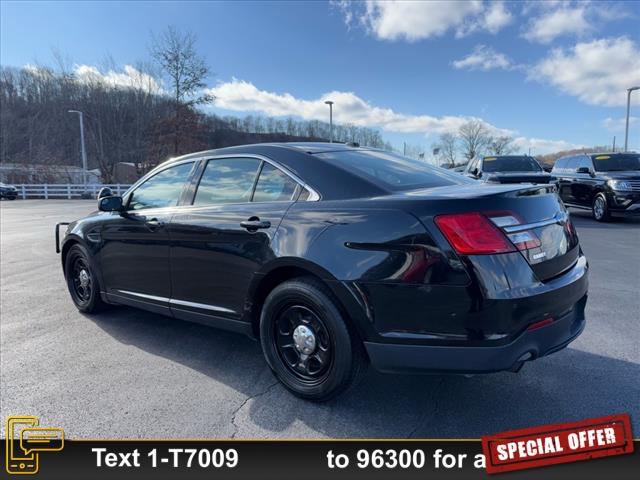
left=58, top=143, right=587, bottom=401
left=0, top=182, right=18, bottom=200
left=465, top=155, right=557, bottom=186
left=552, top=152, right=640, bottom=221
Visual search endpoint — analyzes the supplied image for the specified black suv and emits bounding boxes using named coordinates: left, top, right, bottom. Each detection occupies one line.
left=464, top=155, right=556, bottom=185
left=552, top=152, right=640, bottom=221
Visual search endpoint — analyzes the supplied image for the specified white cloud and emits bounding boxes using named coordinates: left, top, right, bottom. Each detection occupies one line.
left=73, top=64, right=162, bottom=93
left=457, top=1, right=514, bottom=37
left=452, top=45, right=513, bottom=71
left=513, top=136, right=582, bottom=154
left=523, top=5, right=591, bottom=44
left=602, top=116, right=639, bottom=132
left=336, top=0, right=512, bottom=42
left=531, top=37, right=640, bottom=107
left=209, top=79, right=481, bottom=134
left=208, top=79, right=577, bottom=153
left=522, top=2, right=629, bottom=44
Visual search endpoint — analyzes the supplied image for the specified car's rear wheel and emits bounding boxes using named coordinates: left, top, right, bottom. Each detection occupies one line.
left=64, top=244, right=107, bottom=313
left=592, top=193, right=610, bottom=222
left=259, top=277, right=367, bottom=401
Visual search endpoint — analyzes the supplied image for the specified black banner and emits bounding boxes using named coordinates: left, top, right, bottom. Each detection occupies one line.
left=3, top=440, right=638, bottom=479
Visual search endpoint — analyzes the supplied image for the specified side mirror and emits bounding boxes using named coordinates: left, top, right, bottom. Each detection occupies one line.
left=98, top=195, right=123, bottom=212
left=576, top=167, right=590, bottom=174
left=98, top=187, right=113, bottom=199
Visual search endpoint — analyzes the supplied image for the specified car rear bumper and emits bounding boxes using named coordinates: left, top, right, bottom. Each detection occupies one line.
left=364, top=293, right=587, bottom=374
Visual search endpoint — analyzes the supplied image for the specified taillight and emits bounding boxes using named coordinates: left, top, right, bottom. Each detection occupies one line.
left=434, top=213, right=516, bottom=255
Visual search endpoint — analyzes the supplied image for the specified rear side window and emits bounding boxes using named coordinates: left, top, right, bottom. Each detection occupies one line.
left=317, top=150, right=473, bottom=191
left=128, top=162, right=194, bottom=210
left=252, top=163, right=298, bottom=202
left=193, top=158, right=261, bottom=205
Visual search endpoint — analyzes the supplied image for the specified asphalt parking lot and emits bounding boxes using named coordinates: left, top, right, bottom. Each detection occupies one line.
left=1, top=200, right=638, bottom=439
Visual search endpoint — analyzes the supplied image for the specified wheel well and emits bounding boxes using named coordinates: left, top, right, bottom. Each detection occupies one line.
left=60, top=239, right=79, bottom=273
left=249, top=266, right=348, bottom=339
left=591, top=188, right=605, bottom=204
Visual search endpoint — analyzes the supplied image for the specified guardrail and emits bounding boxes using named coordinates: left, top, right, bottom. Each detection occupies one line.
left=11, top=184, right=133, bottom=200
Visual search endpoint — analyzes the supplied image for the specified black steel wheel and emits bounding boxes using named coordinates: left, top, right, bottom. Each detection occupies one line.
left=260, top=277, right=367, bottom=401
left=274, top=305, right=333, bottom=382
left=64, top=244, right=107, bottom=313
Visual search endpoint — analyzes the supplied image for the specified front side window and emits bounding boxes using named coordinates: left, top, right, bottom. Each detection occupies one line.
left=128, top=162, right=194, bottom=210
left=565, top=157, right=579, bottom=172
left=466, top=158, right=479, bottom=174
left=577, top=156, right=593, bottom=171
left=252, top=163, right=298, bottom=202
left=552, top=158, right=565, bottom=172
left=193, top=158, right=261, bottom=205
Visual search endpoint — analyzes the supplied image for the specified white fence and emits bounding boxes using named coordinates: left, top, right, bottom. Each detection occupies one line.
left=12, top=184, right=132, bottom=200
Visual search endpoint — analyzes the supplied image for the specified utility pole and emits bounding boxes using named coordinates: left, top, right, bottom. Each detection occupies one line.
left=68, top=110, right=88, bottom=187
left=612, top=136, right=616, bottom=152
left=624, top=86, right=639, bottom=151
left=324, top=100, right=334, bottom=142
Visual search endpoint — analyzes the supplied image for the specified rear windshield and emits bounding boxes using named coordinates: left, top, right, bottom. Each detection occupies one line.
left=316, top=150, right=474, bottom=191
left=591, top=154, right=640, bottom=172
left=482, top=156, right=542, bottom=172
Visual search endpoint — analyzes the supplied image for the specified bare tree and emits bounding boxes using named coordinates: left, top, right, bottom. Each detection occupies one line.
left=150, top=26, right=213, bottom=154
left=458, top=119, right=490, bottom=161
left=487, top=135, right=516, bottom=155
left=435, top=132, right=458, bottom=166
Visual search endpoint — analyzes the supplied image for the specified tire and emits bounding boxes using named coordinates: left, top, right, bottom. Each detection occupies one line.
left=592, top=193, right=610, bottom=222
left=259, top=277, right=367, bottom=401
left=64, top=244, right=108, bottom=313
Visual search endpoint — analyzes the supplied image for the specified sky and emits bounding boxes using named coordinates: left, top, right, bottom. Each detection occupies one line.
left=1, top=0, right=639, bottom=154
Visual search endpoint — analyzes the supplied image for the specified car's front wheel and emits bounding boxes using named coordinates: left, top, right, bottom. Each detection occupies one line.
left=592, top=193, right=610, bottom=222
left=64, top=244, right=107, bottom=313
left=259, top=277, right=367, bottom=401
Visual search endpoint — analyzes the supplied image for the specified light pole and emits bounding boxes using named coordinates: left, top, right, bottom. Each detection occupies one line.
left=624, top=86, right=639, bottom=151
left=324, top=100, right=334, bottom=143
left=68, top=110, right=88, bottom=187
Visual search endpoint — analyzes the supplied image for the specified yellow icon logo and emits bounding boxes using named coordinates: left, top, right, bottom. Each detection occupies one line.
left=6, top=416, right=64, bottom=475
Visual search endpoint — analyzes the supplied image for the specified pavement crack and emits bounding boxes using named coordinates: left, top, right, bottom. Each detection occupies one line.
left=407, top=377, right=445, bottom=439
left=230, top=380, right=280, bottom=438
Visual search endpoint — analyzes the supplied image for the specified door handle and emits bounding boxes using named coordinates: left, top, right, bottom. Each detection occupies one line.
left=145, top=218, right=165, bottom=230
left=240, top=218, right=271, bottom=231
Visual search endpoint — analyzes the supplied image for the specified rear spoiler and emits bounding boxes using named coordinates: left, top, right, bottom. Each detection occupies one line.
left=55, top=222, right=70, bottom=254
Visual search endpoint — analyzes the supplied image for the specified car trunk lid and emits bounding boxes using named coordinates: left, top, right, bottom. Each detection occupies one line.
left=399, top=184, right=579, bottom=281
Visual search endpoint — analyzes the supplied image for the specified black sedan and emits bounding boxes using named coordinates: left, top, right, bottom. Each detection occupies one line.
left=0, top=182, right=18, bottom=200
left=58, top=143, right=588, bottom=400
left=465, top=155, right=557, bottom=185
